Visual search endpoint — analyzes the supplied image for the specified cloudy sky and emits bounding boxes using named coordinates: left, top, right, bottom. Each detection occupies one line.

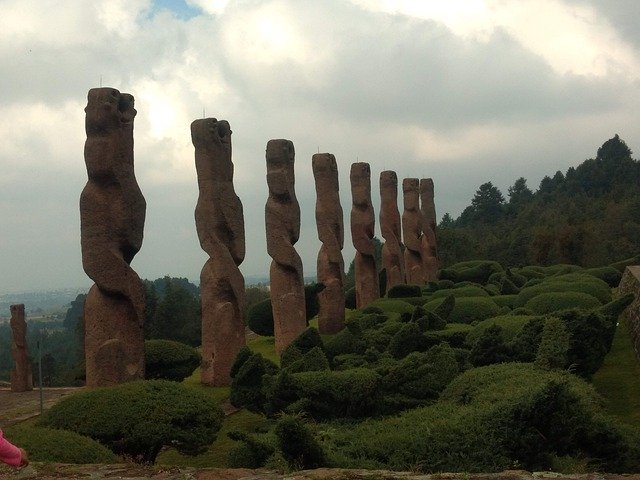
left=1, top=0, right=640, bottom=293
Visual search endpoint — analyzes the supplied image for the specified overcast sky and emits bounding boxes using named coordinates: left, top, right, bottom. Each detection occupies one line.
left=1, top=0, right=640, bottom=293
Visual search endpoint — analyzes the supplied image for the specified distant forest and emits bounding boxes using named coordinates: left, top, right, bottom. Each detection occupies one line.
left=438, top=134, right=640, bottom=268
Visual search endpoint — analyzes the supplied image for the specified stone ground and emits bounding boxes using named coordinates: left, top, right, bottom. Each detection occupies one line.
left=0, top=388, right=638, bottom=479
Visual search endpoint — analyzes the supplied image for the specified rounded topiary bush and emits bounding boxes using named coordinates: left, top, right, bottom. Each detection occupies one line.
left=145, top=339, right=201, bottom=381
left=40, top=380, right=224, bottom=463
left=247, top=298, right=274, bottom=336
left=387, top=284, right=422, bottom=298
left=524, top=291, right=601, bottom=314
left=583, top=266, right=622, bottom=287
left=4, top=425, right=118, bottom=464
left=515, top=274, right=611, bottom=307
left=431, top=286, right=489, bottom=299
left=424, top=296, right=502, bottom=324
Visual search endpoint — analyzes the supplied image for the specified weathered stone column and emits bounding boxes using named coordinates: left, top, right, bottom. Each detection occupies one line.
left=80, top=87, right=146, bottom=387
left=420, top=178, right=438, bottom=282
left=192, top=118, right=246, bottom=386
left=266, top=139, right=306, bottom=354
left=10, top=304, right=33, bottom=392
left=351, top=162, right=379, bottom=308
left=402, top=178, right=424, bottom=284
left=379, top=171, right=404, bottom=292
left=313, top=153, right=345, bottom=334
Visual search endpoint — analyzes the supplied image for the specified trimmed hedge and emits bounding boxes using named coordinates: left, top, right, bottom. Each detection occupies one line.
left=466, top=315, right=538, bottom=346
left=439, top=261, right=503, bottom=284
left=247, top=298, right=274, bottom=336
left=515, top=275, right=611, bottom=307
left=40, top=380, right=224, bottom=463
left=424, top=296, right=502, bottom=324
left=524, top=291, right=602, bottom=315
left=430, top=286, right=489, bottom=299
left=145, top=339, right=201, bottom=382
left=584, top=266, right=623, bottom=288
left=387, top=284, right=422, bottom=298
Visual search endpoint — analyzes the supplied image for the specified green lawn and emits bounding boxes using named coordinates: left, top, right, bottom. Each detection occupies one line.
left=592, top=313, right=640, bottom=427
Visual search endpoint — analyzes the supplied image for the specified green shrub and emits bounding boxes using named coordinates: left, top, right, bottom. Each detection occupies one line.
left=230, top=346, right=253, bottom=378
left=433, top=294, right=455, bottom=320
left=274, top=415, right=325, bottom=469
left=227, top=430, right=275, bottom=468
left=439, top=261, right=503, bottom=284
left=516, top=275, right=611, bottom=307
left=145, top=339, right=201, bottom=382
left=4, top=425, right=118, bottom=464
left=491, top=295, right=518, bottom=309
left=387, top=323, right=426, bottom=359
left=583, top=266, right=622, bottom=287
left=370, top=298, right=414, bottom=314
left=304, top=283, right=323, bottom=320
left=424, top=296, right=502, bottom=324
left=431, top=286, right=489, bottom=298
left=466, top=315, right=537, bottom=346
left=524, top=291, right=602, bottom=314
left=423, top=323, right=473, bottom=348
left=506, top=268, right=528, bottom=288
left=610, top=254, right=640, bottom=272
left=247, top=298, right=274, bottom=336
left=510, top=317, right=545, bottom=362
left=417, top=311, right=447, bottom=331
left=345, top=287, right=357, bottom=309
left=231, top=353, right=278, bottom=412
left=469, top=324, right=511, bottom=366
left=387, top=284, right=422, bottom=298
left=500, top=277, right=520, bottom=295
left=535, top=316, right=570, bottom=370
left=511, top=307, right=535, bottom=315
left=40, top=380, right=223, bottom=463
left=324, top=328, right=367, bottom=360
left=283, top=346, right=330, bottom=374
left=597, top=293, right=634, bottom=321
left=484, top=283, right=500, bottom=296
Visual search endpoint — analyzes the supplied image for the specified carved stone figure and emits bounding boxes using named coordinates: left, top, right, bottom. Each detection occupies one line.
left=80, top=87, right=146, bottom=387
left=402, top=178, right=424, bottom=284
left=266, top=139, right=306, bottom=354
left=192, top=118, right=246, bottom=386
left=420, top=178, right=438, bottom=282
left=379, top=171, right=404, bottom=291
left=313, top=153, right=345, bottom=334
left=351, top=162, right=379, bottom=308
left=10, top=304, right=33, bottom=392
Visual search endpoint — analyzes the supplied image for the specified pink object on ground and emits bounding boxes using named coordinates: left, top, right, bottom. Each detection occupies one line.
left=0, top=430, right=23, bottom=467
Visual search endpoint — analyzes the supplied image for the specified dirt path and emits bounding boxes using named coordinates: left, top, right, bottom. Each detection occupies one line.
left=0, top=387, right=81, bottom=427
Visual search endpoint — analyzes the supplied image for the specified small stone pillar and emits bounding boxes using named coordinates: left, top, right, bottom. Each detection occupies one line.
left=192, top=118, right=246, bottom=386
left=350, top=162, right=379, bottom=308
left=266, top=139, right=306, bottom=355
left=10, top=304, right=33, bottom=392
left=313, top=153, right=345, bottom=334
left=379, top=171, right=404, bottom=292
left=402, top=178, right=424, bottom=284
left=80, top=87, right=146, bottom=387
left=420, top=178, right=438, bottom=282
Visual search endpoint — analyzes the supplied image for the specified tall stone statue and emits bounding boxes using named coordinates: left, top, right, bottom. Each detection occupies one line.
left=313, top=153, right=345, bottom=334
left=402, top=178, right=424, bottom=284
left=192, top=118, right=246, bottom=386
left=10, top=304, right=33, bottom=392
left=266, top=139, right=306, bottom=354
left=80, top=87, right=146, bottom=387
left=379, top=171, right=404, bottom=292
left=350, top=162, right=379, bottom=308
left=420, top=178, right=438, bottom=282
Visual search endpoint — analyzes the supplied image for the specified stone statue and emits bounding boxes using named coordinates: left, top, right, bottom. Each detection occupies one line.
left=10, top=304, right=33, bottom=392
left=379, top=171, right=404, bottom=292
left=266, top=139, right=306, bottom=354
left=80, top=87, right=146, bottom=387
left=420, top=178, right=438, bottom=282
left=192, top=118, right=246, bottom=386
left=350, top=162, right=379, bottom=308
left=313, top=153, right=345, bottom=334
left=402, top=178, right=424, bottom=284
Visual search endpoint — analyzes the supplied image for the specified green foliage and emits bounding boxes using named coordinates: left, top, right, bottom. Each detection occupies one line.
left=4, top=425, right=118, bottom=464
left=500, top=277, right=520, bottom=295
left=440, top=260, right=503, bottom=284
left=230, top=346, right=253, bottom=378
left=516, top=274, right=611, bottom=307
left=230, top=352, right=278, bottom=412
left=423, top=323, right=473, bottom=348
left=417, top=311, right=447, bottom=331
left=524, top=291, right=602, bottom=314
left=63, top=293, right=86, bottom=332
left=227, top=430, right=275, bottom=468
left=433, top=294, right=455, bottom=320
left=597, top=293, right=634, bottom=322
left=370, top=298, right=414, bottom=314
left=344, top=287, right=357, bottom=309
left=274, top=415, right=326, bottom=469
left=387, top=322, right=425, bottom=359
left=535, top=316, right=570, bottom=370
left=584, top=266, right=623, bottom=287
left=469, top=324, right=511, bottom=367
left=40, top=380, right=223, bottom=463
left=324, top=328, right=367, bottom=360
left=424, top=296, right=502, bottom=324
left=387, top=284, right=422, bottom=298
left=431, top=286, right=489, bottom=298
left=282, top=346, right=330, bottom=374
left=247, top=299, right=274, bottom=336
left=145, top=339, right=201, bottom=382
left=466, top=315, right=537, bottom=346
left=610, top=254, right=640, bottom=272
left=510, top=317, right=545, bottom=362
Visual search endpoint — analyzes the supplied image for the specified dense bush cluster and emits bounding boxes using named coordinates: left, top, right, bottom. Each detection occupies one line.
left=145, top=339, right=201, bottom=381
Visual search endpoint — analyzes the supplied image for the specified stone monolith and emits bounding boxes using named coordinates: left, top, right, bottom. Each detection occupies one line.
left=402, top=178, right=424, bottom=284
left=313, top=153, right=345, bottom=334
left=379, top=171, right=404, bottom=291
left=192, top=118, right=246, bottom=386
left=10, top=304, right=33, bottom=392
left=351, top=162, right=379, bottom=308
left=266, top=139, right=306, bottom=354
left=420, top=178, right=438, bottom=282
left=80, top=87, right=146, bottom=387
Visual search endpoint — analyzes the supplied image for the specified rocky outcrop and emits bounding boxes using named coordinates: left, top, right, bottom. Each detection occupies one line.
left=420, top=178, right=438, bottom=282
left=80, top=87, right=146, bottom=387
left=618, top=265, right=640, bottom=360
left=351, top=163, right=379, bottom=308
left=402, top=178, right=423, bottom=284
left=266, top=139, right=306, bottom=354
left=192, top=118, right=246, bottom=386
left=313, top=153, right=345, bottom=334
left=10, top=304, right=32, bottom=392
left=380, top=171, right=404, bottom=292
